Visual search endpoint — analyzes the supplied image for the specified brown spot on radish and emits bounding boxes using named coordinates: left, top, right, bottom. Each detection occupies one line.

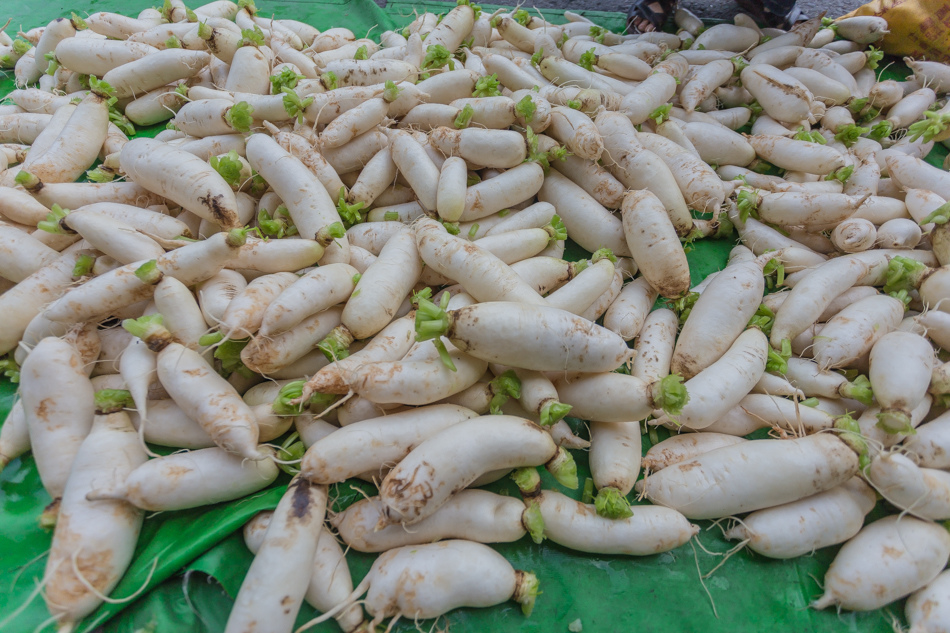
left=881, top=545, right=904, bottom=559
left=290, top=477, right=314, bottom=518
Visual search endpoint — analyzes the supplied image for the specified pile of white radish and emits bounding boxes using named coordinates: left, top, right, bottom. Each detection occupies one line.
left=6, top=0, right=950, bottom=629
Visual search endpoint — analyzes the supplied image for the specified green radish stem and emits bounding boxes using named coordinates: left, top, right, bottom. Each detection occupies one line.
left=414, top=291, right=456, bottom=371
left=321, top=71, right=338, bottom=91
left=666, top=292, right=700, bottom=325
left=213, top=337, right=253, bottom=378
left=225, top=101, right=254, bottom=132
left=226, top=227, right=251, bottom=248
left=122, top=314, right=173, bottom=351
left=273, top=381, right=307, bottom=416
left=473, top=73, right=501, bottom=97
left=547, top=447, right=578, bottom=489
left=867, top=120, right=892, bottom=142
left=199, top=331, right=225, bottom=346
left=454, top=103, right=474, bottom=129
left=86, top=166, right=117, bottom=182
left=840, top=374, right=874, bottom=406
left=317, top=325, right=354, bottom=362
left=877, top=410, right=915, bottom=436
left=522, top=499, right=545, bottom=544
left=591, top=247, right=616, bottom=264
left=800, top=397, right=819, bottom=407
left=515, top=95, right=536, bottom=123
left=258, top=204, right=298, bottom=238
left=824, top=165, right=854, bottom=184
left=511, top=467, right=541, bottom=496
left=337, top=188, right=365, bottom=228
left=315, top=222, right=346, bottom=246
left=766, top=338, right=792, bottom=374
left=581, top=477, right=595, bottom=504
left=834, top=413, right=871, bottom=471
left=514, top=571, right=540, bottom=616
left=133, top=260, right=163, bottom=285
left=353, top=45, right=368, bottom=60
left=281, top=88, right=313, bottom=124
left=649, top=104, right=671, bottom=125
left=652, top=374, right=690, bottom=418
left=866, top=46, right=883, bottom=69
left=383, top=80, right=401, bottom=102
left=883, top=255, right=928, bottom=295
left=539, top=401, right=572, bottom=427
left=72, top=254, right=96, bottom=278
left=908, top=111, right=950, bottom=143
left=594, top=487, right=633, bottom=520
left=763, top=257, right=785, bottom=288
left=736, top=188, right=760, bottom=222
left=833, top=124, right=869, bottom=148
left=37, top=204, right=72, bottom=234
left=94, top=389, right=134, bottom=414
left=210, top=151, right=245, bottom=187
left=488, top=370, right=521, bottom=415
left=276, top=432, right=306, bottom=476
left=544, top=215, right=567, bottom=244
left=578, top=48, right=596, bottom=72
left=423, top=44, right=454, bottom=71
left=922, top=201, right=950, bottom=225
left=241, top=26, right=265, bottom=47
left=0, top=353, right=20, bottom=384
left=747, top=303, right=775, bottom=337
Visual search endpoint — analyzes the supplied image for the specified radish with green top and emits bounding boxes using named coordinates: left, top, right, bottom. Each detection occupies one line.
left=784, top=357, right=874, bottom=404
left=553, top=372, right=687, bottom=423
left=533, top=489, right=698, bottom=555
left=298, top=540, right=539, bottom=632
left=378, top=415, right=577, bottom=526
left=637, top=432, right=862, bottom=519
left=414, top=294, right=634, bottom=373
left=724, top=478, right=876, bottom=559
left=241, top=306, right=342, bottom=375
left=332, top=490, right=540, bottom=552
left=652, top=329, right=769, bottom=430
left=123, top=315, right=267, bottom=461
left=870, top=331, right=935, bottom=433
left=812, top=515, right=950, bottom=612
left=43, top=390, right=147, bottom=629
left=589, top=418, right=641, bottom=518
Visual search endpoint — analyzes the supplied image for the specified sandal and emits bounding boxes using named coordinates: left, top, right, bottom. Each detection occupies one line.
left=626, top=0, right=677, bottom=34
left=733, top=0, right=808, bottom=30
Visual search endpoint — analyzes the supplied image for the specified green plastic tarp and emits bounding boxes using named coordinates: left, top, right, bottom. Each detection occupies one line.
left=0, top=2, right=945, bottom=631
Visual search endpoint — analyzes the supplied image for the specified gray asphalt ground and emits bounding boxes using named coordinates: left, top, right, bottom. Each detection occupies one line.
left=375, top=0, right=867, bottom=23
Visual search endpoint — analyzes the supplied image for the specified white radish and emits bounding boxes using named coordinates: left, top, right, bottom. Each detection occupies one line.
left=636, top=434, right=859, bottom=519
left=813, top=294, right=905, bottom=369
left=724, top=478, right=876, bottom=559
left=868, top=452, right=950, bottom=521
left=812, top=515, right=950, bottom=611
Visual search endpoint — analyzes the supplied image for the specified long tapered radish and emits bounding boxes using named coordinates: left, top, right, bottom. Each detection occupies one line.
left=535, top=489, right=697, bottom=555
left=415, top=298, right=633, bottom=373
left=620, top=189, right=690, bottom=299
left=225, top=476, right=327, bottom=633
left=333, top=490, right=532, bottom=553
left=812, top=515, right=950, bottom=612
left=259, top=263, right=358, bottom=336
left=672, top=258, right=768, bottom=379
left=379, top=415, right=576, bottom=525
left=643, top=433, right=748, bottom=474
left=43, top=395, right=147, bottom=628
left=300, top=404, right=476, bottom=484
left=724, top=478, right=876, bottom=559
left=812, top=294, right=905, bottom=369
left=120, top=138, right=239, bottom=228
left=867, top=452, right=950, bottom=521
left=124, top=316, right=266, bottom=460
left=19, top=336, right=95, bottom=503
left=636, top=434, right=859, bottom=519
left=243, top=513, right=365, bottom=633
left=537, top=170, right=631, bottom=257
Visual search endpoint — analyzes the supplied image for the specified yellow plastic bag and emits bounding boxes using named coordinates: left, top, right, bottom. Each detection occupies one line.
left=843, top=0, right=950, bottom=61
